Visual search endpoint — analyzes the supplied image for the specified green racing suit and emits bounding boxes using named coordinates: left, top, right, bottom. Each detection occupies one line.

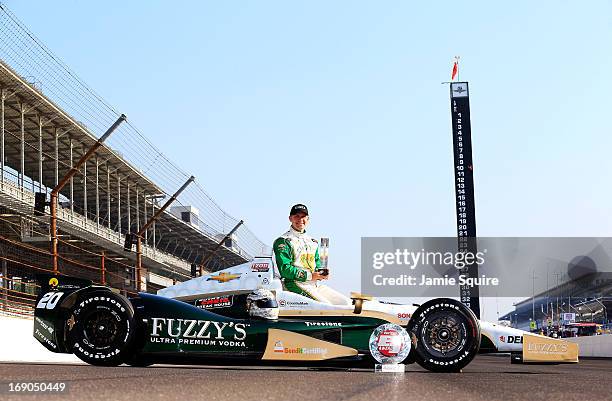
left=273, top=227, right=322, bottom=298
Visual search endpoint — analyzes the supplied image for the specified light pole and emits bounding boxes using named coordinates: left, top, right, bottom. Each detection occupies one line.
left=531, top=269, right=537, bottom=323
left=593, top=297, right=608, bottom=325
left=50, top=114, right=126, bottom=274
left=553, top=271, right=561, bottom=326
left=131, top=176, right=195, bottom=292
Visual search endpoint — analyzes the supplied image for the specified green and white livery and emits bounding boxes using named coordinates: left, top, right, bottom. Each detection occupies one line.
left=273, top=227, right=321, bottom=298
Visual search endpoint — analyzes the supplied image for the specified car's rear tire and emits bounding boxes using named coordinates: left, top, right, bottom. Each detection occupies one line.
left=406, top=298, right=480, bottom=373
left=68, top=290, right=135, bottom=366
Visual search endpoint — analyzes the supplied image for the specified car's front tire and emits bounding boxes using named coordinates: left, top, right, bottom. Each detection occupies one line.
left=406, top=298, right=480, bottom=373
left=67, top=290, right=135, bottom=366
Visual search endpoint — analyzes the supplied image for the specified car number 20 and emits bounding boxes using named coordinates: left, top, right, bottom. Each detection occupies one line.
left=36, top=292, right=64, bottom=310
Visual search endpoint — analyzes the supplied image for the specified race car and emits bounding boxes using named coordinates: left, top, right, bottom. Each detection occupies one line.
left=33, top=275, right=418, bottom=370
left=157, top=257, right=579, bottom=369
left=33, top=256, right=578, bottom=372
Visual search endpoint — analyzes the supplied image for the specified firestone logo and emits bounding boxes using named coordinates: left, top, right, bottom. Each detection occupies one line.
left=304, top=322, right=341, bottom=327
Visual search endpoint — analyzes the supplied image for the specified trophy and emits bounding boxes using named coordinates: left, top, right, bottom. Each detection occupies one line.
left=369, top=324, right=411, bottom=373
left=319, top=237, right=329, bottom=276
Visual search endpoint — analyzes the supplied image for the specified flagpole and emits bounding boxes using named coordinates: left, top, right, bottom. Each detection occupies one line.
left=455, top=56, right=460, bottom=82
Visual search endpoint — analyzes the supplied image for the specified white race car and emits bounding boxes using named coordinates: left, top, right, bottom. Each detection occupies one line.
left=158, top=257, right=578, bottom=372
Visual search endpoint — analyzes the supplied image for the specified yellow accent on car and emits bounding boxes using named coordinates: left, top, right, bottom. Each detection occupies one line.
left=262, top=329, right=358, bottom=361
left=207, top=272, right=241, bottom=283
left=522, top=333, right=579, bottom=363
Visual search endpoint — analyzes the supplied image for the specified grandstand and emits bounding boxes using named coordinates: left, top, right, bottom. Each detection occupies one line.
left=501, top=272, right=612, bottom=332
left=0, top=4, right=270, bottom=317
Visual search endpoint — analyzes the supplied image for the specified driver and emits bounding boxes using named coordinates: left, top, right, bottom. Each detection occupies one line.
left=273, top=204, right=347, bottom=304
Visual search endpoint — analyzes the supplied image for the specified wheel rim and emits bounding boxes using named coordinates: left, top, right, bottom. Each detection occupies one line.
left=83, top=308, right=121, bottom=349
left=422, top=311, right=466, bottom=358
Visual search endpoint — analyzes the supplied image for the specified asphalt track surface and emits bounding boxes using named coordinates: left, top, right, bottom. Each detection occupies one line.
left=1, top=356, right=610, bottom=401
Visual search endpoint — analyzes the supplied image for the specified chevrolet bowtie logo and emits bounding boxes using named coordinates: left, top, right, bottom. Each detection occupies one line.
left=207, top=272, right=241, bottom=283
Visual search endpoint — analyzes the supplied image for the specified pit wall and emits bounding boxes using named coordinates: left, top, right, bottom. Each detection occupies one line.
left=0, top=315, right=81, bottom=363
left=566, top=334, right=612, bottom=357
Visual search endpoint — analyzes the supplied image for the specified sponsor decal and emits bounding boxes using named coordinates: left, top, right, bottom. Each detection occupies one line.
left=500, top=335, right=522, bottom=344
left=67, top=315, right=76, bottom=331
left=207, top=272, right=241, bottom=283
left=397, top=312, right=411, bottom=319
left=527, top=343, right=568, bottom=353
left=48, top=277, right=82, bottom=291
left=522, top=333, right=578, bottom=363
left=280, top=346, right=328, bottom=355
left=277, top=243, right=286, bottom=250
left=304, top=321, right=342, bottom=327
left=271, top=339, right=328, bottom=355
left=430, top=350, right=471, bottom=367
left=73, top=342, right=119, bottom=360
left=74, top=296, right=126, bottom=315
left=57, top=284, right=82, bottom=290
left=416, top=302, right=461, bottom=324
left=299, top=254, right=316, bottom=270
left=377, top=329, right=402, bottom=357
left=35, top=317, right=54, bottom=335
left=34, top=328, right=57, bottom=350
left=452, top=83, right=467, bottom=95
left=149, top=318, right=248, bottom=348
left=278, top=300, right=309, bottom=308
left=195, top=296, right=233, bottom=309
left=251, top=263, right=270, bottom=272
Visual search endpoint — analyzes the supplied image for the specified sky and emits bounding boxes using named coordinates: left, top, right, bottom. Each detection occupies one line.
left=5, top=1, right=612, bottom=321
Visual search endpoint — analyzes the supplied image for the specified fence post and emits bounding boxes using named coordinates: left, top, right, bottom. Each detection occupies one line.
left=100, top=251, right=105, bottom=285
left=1, top=257, right=6, bottom=312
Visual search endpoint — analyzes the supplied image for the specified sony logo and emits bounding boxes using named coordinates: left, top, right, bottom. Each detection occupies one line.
left=150, top=318, right=247, bottom=341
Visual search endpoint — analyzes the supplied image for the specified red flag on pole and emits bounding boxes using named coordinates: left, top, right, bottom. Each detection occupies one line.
left=451, top=56, right=459, bottom=81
